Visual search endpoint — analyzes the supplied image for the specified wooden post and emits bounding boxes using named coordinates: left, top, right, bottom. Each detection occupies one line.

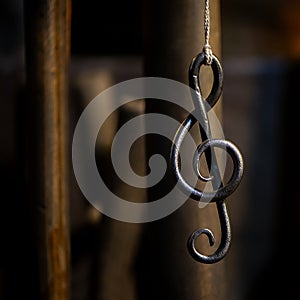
left=137, top=0, right=227, bottom=299
left=24, top=0, right=71, bottom=299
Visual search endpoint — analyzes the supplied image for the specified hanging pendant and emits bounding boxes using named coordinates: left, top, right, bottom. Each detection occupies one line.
left=170, top=1, right=244, bottom=264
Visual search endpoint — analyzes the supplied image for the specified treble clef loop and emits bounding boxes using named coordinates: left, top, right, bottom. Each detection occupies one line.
left=170, top=50, right=244, bottom=264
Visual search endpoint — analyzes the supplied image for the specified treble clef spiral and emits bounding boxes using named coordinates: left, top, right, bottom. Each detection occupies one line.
left=170, top=52, right=244, bottom=264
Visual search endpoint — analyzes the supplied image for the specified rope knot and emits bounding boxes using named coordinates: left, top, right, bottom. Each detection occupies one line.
left=203, top=44, right=213, bottom=65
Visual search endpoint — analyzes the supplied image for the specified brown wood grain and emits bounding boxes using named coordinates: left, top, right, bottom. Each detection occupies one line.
left=24, top=0, right=71, bottom=299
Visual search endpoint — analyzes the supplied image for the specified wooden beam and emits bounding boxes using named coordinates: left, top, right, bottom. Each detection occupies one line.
left=24, top=0, right=71, bottom=299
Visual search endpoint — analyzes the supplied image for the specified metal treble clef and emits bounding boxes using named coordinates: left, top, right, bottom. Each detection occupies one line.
left=170, top=52, right=244, bottom=264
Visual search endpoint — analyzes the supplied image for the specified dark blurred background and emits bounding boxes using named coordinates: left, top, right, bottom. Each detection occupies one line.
left=1, top=0, right=300, bottom=299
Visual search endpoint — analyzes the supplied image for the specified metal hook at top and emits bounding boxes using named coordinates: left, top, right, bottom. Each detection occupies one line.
left=189, top=52, right=223, bottom=110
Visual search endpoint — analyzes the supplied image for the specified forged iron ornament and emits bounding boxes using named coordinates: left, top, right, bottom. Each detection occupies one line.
left=72, top=0, right=243, bottom=263
left=170, top=0, right=244, bottom=264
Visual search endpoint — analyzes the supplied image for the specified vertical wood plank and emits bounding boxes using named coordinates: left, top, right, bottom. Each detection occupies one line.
left=24, top=0, right=71, bottom=299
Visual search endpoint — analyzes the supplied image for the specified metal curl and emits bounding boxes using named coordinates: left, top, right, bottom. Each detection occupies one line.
left=187, top=200, right=231, bottom=264
left=193, top=154, right=213, bottom=182
left=171, top=113, right=244, bottom=203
